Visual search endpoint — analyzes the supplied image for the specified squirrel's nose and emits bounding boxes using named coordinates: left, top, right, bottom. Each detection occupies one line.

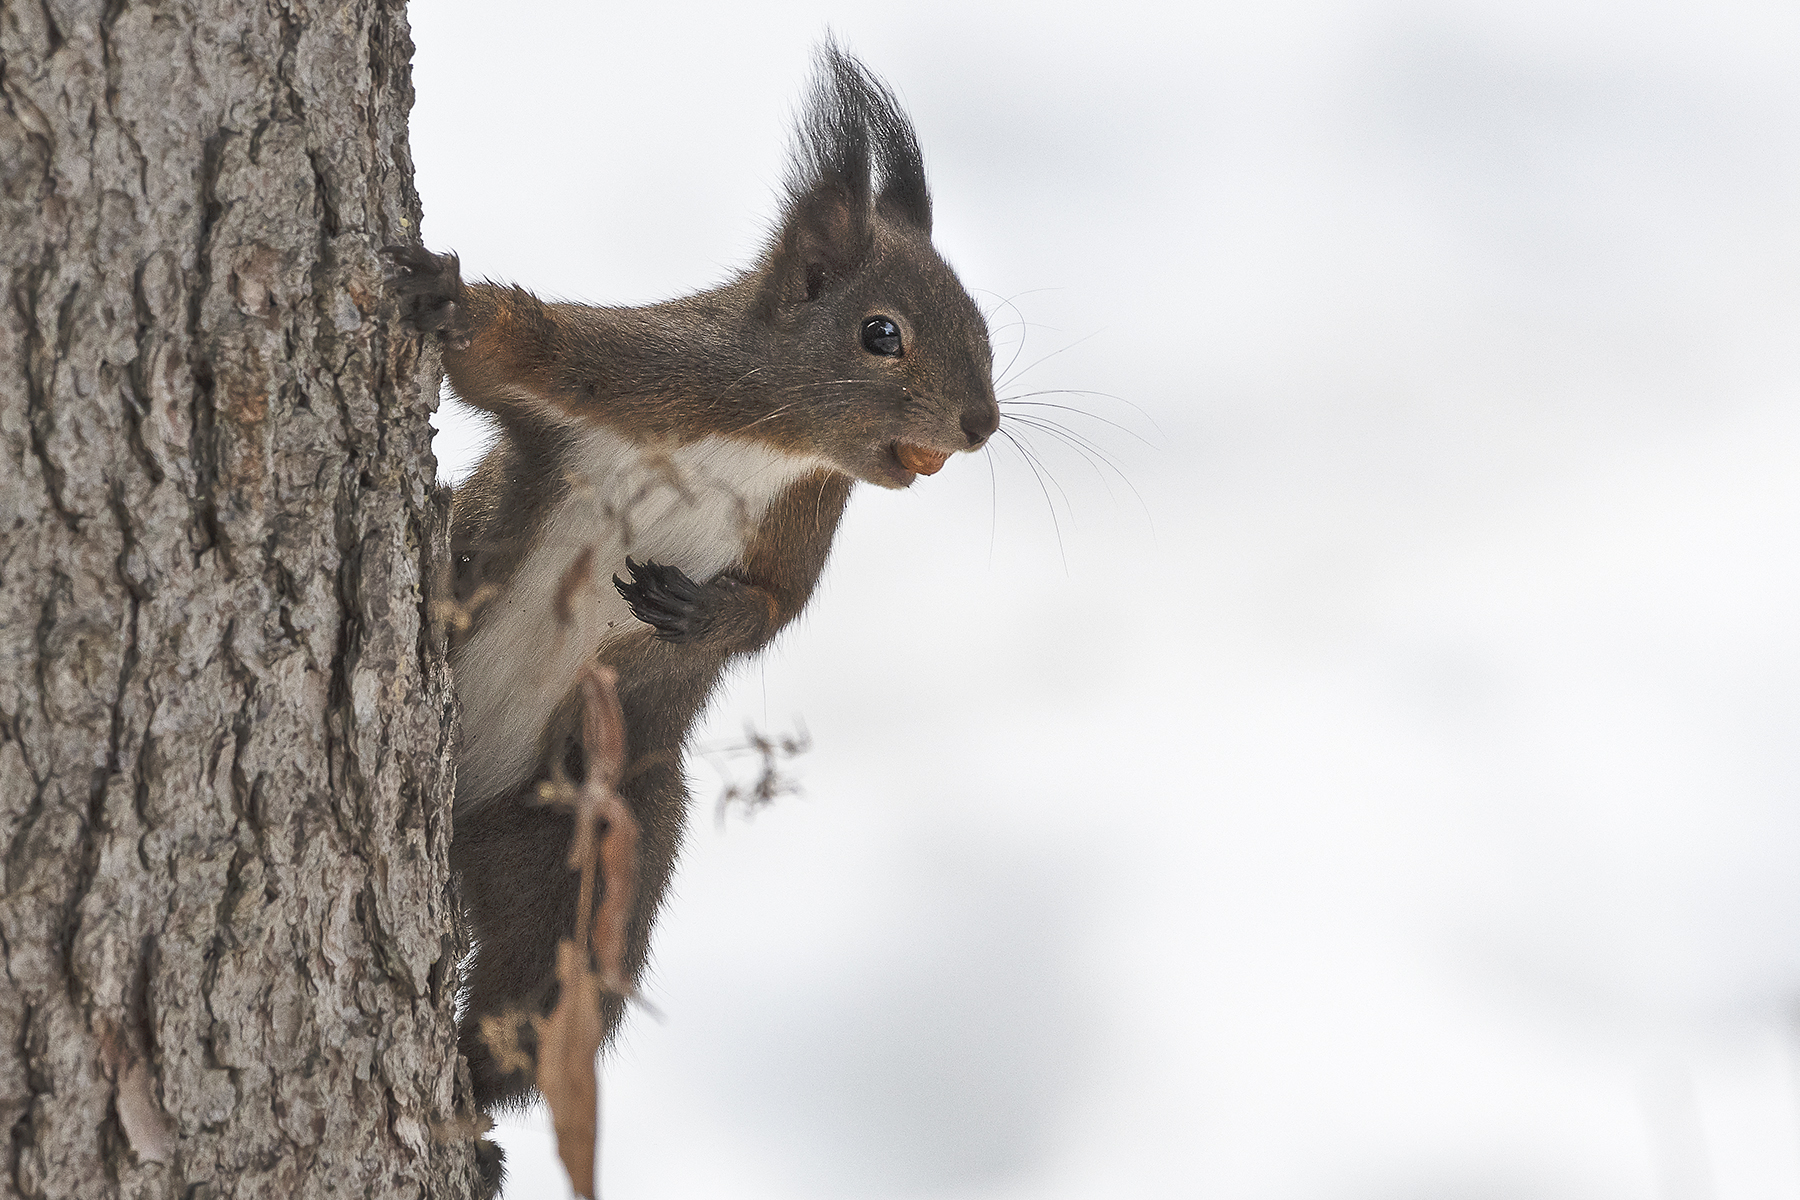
left=961, top=404, right=999, bottom=448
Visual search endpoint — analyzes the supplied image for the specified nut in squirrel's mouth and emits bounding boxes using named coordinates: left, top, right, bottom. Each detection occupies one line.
left=893, top=441, right=952, bottom=476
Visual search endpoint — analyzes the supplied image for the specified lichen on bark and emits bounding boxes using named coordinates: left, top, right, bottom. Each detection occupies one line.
left=0, top=0, right=476, bottom=1195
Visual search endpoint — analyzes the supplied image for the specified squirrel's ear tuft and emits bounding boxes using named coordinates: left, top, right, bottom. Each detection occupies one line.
left=852, top=54, right=932, bottom=235
left=757, top=38, right=932, bottom=317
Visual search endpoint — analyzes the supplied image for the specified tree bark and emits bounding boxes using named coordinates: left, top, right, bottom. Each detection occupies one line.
left=0, top=0, right=476, bottom=1195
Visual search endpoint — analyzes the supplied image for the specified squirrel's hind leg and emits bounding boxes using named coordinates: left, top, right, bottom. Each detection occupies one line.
left=451, top=749, right=690, bottom=1112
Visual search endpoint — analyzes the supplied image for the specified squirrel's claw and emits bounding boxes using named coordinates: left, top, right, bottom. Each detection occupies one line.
left=381, top=244, right=472, bottom=348
left=614, top=557, right=713, bottom=643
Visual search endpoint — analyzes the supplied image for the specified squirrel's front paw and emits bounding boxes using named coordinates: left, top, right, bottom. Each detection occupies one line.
left=381, top=244, right=472, bottom=348
left=613, top=557, right=713, bottom=643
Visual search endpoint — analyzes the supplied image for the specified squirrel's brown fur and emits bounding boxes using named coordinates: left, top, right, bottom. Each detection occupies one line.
left=385, top=43, right=997, bottom=1123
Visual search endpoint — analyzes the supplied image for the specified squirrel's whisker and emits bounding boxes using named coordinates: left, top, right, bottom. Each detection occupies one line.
left=992, top=426, right=1069, bottom=571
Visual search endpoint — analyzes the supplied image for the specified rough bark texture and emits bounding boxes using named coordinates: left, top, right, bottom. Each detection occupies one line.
left=0, top=0, right=477, bottom=1196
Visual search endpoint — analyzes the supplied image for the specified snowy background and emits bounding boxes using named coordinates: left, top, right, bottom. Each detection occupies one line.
left=407, top=2, right=1800, bottom=1197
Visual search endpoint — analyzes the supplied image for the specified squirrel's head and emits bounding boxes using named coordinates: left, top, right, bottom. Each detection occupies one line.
left=749, top=41, right=998, bottom=489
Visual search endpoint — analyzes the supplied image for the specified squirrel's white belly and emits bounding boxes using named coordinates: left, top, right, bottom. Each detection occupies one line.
left=452, top=428, right=824, bottom=810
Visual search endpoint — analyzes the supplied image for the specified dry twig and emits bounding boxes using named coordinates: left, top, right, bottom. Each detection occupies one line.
left=523, top=663, right=640, bottom=1199
left=708, top=721, right=812, bottom=825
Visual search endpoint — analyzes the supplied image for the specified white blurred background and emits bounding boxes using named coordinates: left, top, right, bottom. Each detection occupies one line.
left=407, top=2, right=1800, bottom=1196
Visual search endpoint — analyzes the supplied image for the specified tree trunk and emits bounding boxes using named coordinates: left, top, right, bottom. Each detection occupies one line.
left=0, top=0, right=476, bottom=1195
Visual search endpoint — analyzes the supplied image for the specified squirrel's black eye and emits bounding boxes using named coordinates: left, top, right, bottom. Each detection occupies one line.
left=861, top=316, right=903, bottom=356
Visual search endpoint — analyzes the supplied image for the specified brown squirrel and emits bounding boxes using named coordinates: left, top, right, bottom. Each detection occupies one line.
left=385, top=43, right=998, bottom=1126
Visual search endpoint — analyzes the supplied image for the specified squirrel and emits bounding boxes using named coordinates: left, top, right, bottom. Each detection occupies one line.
left=385, top=43, right=999, bottom=1126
